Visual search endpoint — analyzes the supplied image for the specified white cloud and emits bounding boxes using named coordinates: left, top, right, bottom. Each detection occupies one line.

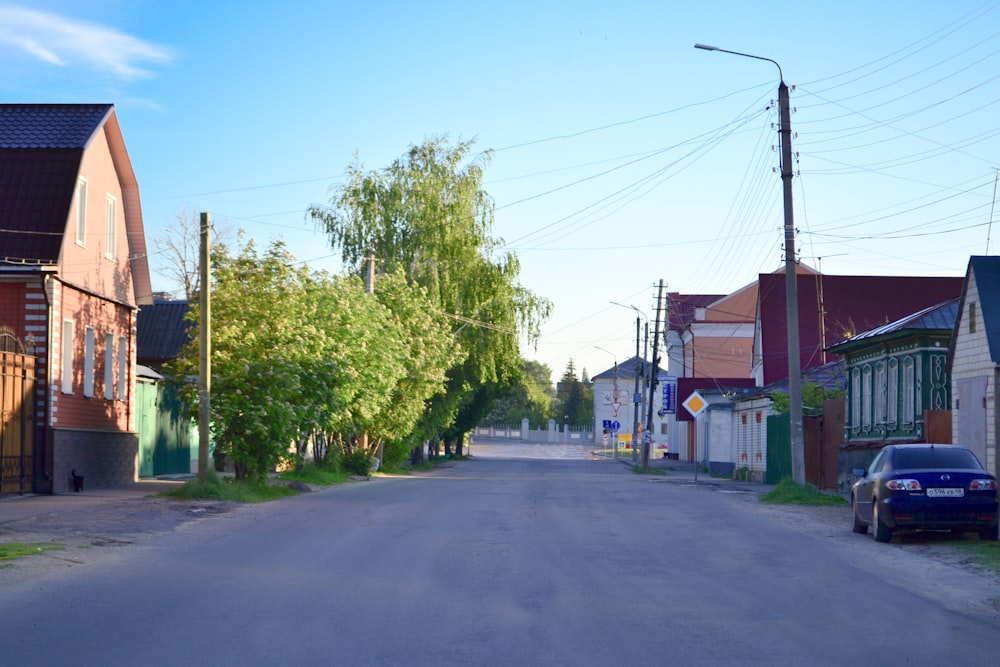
left=0, top=5, right=174, bottom=79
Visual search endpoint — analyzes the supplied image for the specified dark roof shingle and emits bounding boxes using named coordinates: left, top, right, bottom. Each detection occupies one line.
left=0, top=104, right=112, bottom=148
left=136, top=301, right=194, bottom=364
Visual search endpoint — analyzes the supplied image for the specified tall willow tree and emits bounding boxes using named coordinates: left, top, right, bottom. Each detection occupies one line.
left=309, top=137, right=551, bottom=459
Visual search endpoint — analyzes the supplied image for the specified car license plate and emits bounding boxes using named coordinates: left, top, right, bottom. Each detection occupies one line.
left=927, top=487, right=964, bottom=498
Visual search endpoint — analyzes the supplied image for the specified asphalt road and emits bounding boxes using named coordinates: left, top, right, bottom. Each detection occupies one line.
left=2, top=442, right=1000, bottom=666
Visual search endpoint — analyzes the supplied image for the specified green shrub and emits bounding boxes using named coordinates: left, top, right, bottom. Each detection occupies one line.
left=340, top=449, right=373, bottom=476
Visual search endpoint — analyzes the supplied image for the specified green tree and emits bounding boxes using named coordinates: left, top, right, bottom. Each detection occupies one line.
left=309, top=137, right=551, bottom=460
left=171, top=238, right=444, bottom=481
left=556, top=360, right=592, bottom=427
left=484, top=359, right=555, bottom=427
left=771, top=381, right=845, bottom=416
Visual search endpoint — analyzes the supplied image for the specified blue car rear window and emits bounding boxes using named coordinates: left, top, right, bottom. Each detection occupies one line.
left=892, top=447, right=981, bottom=470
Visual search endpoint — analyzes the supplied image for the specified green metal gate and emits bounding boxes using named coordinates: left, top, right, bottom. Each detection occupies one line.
left=766, top=413, right=791, bottom=484
left=136, top=379, right=195, bottom=477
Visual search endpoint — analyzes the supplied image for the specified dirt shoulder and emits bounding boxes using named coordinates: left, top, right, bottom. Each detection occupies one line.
left=0, top=493, right=241, bottom=585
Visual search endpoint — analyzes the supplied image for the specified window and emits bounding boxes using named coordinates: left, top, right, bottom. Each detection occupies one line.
left=861, top=365, right=873, bottom=428
left=105, top=196, right=117, bottom=260
left=61, top=320, right=74, bottom=394
left=105, top=332, right=115, bottom=399
left=969, top=302, right=977, bottom=333
left=875, top=362, right=886, bottom=426
left=902, top=357, right=915, bottom=424
left=84, top=327, right=96, bottom=397
left=851, top=368, right=861, bottom=429
left=117, top=336, right=127, bottom=401
left=887, top=358, right=898, bottom=425
left=75, top=178, right=87, bottom=245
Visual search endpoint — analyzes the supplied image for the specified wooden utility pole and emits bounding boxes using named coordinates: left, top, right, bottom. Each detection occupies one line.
left=198, top=212, right=211, bottom=480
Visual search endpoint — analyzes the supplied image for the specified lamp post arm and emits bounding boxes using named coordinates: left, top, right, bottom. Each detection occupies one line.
left=694, top=43, right=784, bottom=82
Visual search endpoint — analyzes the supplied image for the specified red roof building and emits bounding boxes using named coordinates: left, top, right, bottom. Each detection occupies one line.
left=753, top=273, right=964, bottom=387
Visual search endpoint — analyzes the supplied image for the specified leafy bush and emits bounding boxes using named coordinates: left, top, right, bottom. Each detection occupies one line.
left=340, top=449, right=373, bottom=476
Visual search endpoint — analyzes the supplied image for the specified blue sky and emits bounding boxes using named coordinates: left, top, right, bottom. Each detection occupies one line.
left=4, top=1, right=999, bottom=383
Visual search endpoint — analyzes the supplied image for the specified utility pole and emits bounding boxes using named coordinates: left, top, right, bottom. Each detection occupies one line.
left=643, top=280, right=665, bottom=469
left=695, top=43, right=805, bottom=486
left=198, top=212, right=211, bottom=481
left=631, top=315, right=641, bottom=464
left=777, top=69, right=806, bottom=487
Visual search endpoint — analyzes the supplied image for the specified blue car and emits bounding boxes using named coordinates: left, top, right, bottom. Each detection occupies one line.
left=851, top=443, right=999, bottom=542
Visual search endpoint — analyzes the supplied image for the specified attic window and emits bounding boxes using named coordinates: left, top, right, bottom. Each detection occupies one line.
left=969, top=302, right=977, bottom=333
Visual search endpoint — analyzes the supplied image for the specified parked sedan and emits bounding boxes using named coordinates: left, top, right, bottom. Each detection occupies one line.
left=851, top=443, right=999, bottom=542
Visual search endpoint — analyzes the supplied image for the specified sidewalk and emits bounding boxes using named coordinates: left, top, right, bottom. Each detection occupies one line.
left=605, top=450, right=774, bottom=492
left=0, top=478, right=187, bottom=525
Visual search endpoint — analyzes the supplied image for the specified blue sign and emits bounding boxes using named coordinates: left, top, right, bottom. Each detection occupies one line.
left=662, top=378, right=677, bottom=414
left=611, top=420, right=620, bottom=431
left=602, top=419, right=612, bottom=429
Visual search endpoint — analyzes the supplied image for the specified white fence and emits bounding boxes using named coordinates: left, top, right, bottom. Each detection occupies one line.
left=475, top=418, right=595, bottom=444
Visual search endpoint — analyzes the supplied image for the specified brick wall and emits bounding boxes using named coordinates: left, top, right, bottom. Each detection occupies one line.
left=51, top=428, right=137, bottom=492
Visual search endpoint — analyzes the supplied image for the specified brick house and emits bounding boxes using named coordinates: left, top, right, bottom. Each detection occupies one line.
left=0, top=104, right=153, bottom=493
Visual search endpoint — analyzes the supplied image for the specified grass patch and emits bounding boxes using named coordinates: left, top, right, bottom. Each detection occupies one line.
left=760, top=477, right=848, bottom=506
left=162, top=469, right=297, bottom=503
left=280, top=463, right=349, bottom=486
left=951, top=539, right=1000, bottom=574
left=632, top=465, right=666, bottom=475
left=0, top=542, right=64, bottom=562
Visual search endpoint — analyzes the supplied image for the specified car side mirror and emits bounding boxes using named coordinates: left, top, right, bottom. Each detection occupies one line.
left=852, top=467, right=866, bottom=477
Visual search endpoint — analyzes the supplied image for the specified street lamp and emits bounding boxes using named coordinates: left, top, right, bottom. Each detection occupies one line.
left=610, top=301, right=648, bottom=463
left=694, top=43, right=805, bottom=485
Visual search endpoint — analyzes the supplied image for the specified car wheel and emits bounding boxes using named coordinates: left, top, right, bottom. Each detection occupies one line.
left=980, top=523, right=999, bottom=542
left=851, top=494, right=868, bottom=534
left=872, top=500, right=892, bottom=543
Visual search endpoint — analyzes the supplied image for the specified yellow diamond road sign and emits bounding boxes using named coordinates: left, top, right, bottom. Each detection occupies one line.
left=683, top=390, right=708, bottom=417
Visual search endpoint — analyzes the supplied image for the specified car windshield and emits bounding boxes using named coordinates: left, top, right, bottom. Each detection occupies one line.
left=892, top=447, right=981, bottom=470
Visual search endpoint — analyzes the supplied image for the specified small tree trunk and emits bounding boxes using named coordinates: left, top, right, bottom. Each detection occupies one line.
left=410, top=443, right=425, bottom=465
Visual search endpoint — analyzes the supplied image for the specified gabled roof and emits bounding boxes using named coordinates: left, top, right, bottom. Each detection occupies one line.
left=951, top=256, right=1000, bottom=363
left=827, top=298, right=959, bottom=354
left=667, top=293, right=726, bottom=331
left=0, top=104, right=113, bottom=148
left=0, top=104, right=152, bottom=304
left=591, top=356, right=671, bottom=381
left=757, top=273, right=964, bottom=385
left=136, top=301, right=193, bottom=364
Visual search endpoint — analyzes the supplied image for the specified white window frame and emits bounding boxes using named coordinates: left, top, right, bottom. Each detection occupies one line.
left=84, top=326, right=96, bottom=398
left=75, top=178, right=88, bottom=246
left=104, top=332, right=115, bottom=400
left=862, top=365, right=872, bottom=430
left=105, top=195, right=117, bottom=260
left=117, top=336, right=128, bottom=402
left=903, top=357, right=915, bottom=424
left=851, top=368, right=861, bottom=429
left=887, top=358, right=899, bottom=426
left=61, top=320, right=74, bottom=394
left=875, top=362, right=886, bottom=426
